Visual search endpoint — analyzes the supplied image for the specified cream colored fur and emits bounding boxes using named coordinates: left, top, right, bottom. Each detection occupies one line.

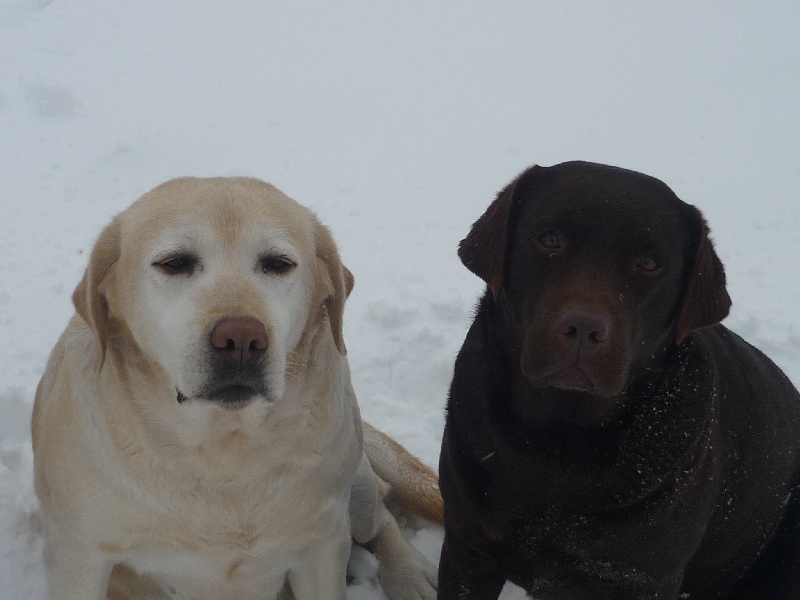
left=32, top=177, right=440, bottom=600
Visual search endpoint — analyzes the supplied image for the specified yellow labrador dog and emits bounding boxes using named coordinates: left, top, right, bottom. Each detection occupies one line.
left=32, top=177, right=441, bottom=600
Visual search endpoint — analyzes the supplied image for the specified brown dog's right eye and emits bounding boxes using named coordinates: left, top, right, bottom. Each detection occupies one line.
left=536, top=231, right=562, bottom=251
left=153, top=254, right=197, bottom=276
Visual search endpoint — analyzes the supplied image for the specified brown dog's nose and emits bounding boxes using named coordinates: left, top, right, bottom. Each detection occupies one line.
left=556, top=308, right=611, bottom=347
left=210, top=318, right=268, bottom=360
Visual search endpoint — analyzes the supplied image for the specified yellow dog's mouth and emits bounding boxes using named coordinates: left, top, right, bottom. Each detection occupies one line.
left=176, top=382, right=268, bottom=410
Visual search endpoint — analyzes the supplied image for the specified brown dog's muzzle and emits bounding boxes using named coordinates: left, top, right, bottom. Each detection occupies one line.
left=521, top=300, right=631, bottom=399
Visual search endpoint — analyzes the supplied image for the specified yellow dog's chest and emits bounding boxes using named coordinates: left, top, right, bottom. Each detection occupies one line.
left=103, top=482, right=350, bottom=600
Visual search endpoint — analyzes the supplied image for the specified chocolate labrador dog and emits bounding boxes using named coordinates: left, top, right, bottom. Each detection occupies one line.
left=438, top=161, right=800, bottom=599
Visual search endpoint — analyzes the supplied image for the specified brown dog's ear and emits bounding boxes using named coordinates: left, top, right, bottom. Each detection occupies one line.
left=458, top=166, right=542, bottom=297
left=72, top=218, right=121, bottom=368
left=674, top=207, right=732, bottom=344
left=315, top=223, right=351, bottom=355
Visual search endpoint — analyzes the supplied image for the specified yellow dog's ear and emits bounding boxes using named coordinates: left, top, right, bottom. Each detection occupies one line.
left=315, top=223, right=353, bottom=355
left=72, top=218, right=121, bottom=369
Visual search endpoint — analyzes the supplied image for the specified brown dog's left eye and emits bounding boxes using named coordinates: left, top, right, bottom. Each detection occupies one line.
left=636, top=255, right=660, bottom=273
left=260, top=255, right=296, bottom=275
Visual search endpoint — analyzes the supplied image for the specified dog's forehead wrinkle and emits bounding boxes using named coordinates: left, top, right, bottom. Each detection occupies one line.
left=124, top=177, right=315, bottom=249
left=148, top=228, right=208, bottom=258
left=533, top=170, right=688, bottom=215
left=545, top=162, right=683, bottom=198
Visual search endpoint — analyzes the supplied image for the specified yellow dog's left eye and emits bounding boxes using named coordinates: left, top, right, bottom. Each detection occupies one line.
left=260, top=255, right=296, bottom=275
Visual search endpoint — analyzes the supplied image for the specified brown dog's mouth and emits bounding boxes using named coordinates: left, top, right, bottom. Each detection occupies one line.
left=522, top=339, right=630, bottom=400
left=537, top=366, right=597, bottom=393
left=525, top=363, right=625, bottom=399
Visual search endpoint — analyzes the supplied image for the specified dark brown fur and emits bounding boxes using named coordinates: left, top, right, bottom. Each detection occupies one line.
left=438, top=161, right=800, bottom=599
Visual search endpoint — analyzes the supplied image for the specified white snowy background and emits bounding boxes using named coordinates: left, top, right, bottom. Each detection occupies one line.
left=1, top=2, right=799, bottom=598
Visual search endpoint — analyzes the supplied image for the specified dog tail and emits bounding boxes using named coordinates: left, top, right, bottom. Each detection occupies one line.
left=362, top=421, right=444, bottom=526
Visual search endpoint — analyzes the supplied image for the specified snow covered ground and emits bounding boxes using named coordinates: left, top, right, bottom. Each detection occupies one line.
left=1, top=2, right=798, bottom=598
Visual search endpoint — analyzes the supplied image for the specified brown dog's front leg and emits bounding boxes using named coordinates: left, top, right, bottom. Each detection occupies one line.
left=438, top=535, right=505, bottom=600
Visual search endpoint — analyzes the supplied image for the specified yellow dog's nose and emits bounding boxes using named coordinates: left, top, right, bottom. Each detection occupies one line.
left=210, top=317, right=268, bottom=362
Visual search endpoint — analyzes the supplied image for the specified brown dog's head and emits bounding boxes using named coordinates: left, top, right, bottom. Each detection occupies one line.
left=460, top=161, right=730, bottom=419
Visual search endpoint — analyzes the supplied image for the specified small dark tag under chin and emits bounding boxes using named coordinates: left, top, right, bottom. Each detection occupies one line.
left=176, top=390, right=188, bottom=404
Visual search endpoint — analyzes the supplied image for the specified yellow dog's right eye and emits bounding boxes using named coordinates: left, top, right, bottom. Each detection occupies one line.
left=152, top=253, right=197, bottom=276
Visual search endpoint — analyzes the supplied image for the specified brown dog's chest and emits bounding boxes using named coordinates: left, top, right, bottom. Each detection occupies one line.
left=445, top=336, right=726, bottom=587
left=471, top=442, right=722, bottom=596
